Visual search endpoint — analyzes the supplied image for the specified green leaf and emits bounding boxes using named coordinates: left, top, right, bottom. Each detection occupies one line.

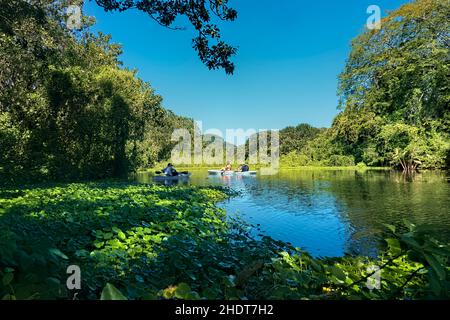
left=46, top=277, right=61, bottom=286
left=400, top=236, right=422, bottom=251
left=174, top=283, right=191, bottom=299
left=403, top=220, right=416, bottom=232
left=184, top=291, right=201, bottom=300
left=2, top=273, right=14, bottom=286
left=428, top=269, right=442, bottom=296
left=309, top=259, right=323, bottom=272
left=103, top=232, right=113, bottom=240
left=142, top=292, right=159, bottom=300
left=118, top=231, right=126, bottom=241
left=330, top=266, right=346, bottom=281
left=112, top=227, right=121, bottom=234
left=384, top=224, right=396, bottom=233
left=49, top=248, right=68, bottom=260
left=385, top=238, right=402, bottom=255
left=94, top=241, right=104, bottom=249
left=100, top=283, right=128, bottom=300
left=202, top=288, right=219, bottom=299
left=75, top=249, right=90, bottom=258
left=424, top=254, right=446, bottom=281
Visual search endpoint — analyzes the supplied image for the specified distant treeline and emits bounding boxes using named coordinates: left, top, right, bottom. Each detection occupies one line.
left=178, top=0, right=450, bottom=171
left=0, top=1, right=194, bottom=184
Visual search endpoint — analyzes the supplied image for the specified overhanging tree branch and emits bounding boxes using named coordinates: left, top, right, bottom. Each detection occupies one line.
left=92, top=0, right=237, bottom=74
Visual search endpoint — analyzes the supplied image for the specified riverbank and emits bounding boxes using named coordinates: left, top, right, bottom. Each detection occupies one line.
left=1, top=181, right=447, bottom=300
left=143, top=165, right=392, bottom=173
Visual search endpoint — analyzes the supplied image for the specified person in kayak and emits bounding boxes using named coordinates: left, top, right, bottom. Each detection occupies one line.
left=237, top=164, right=250, bottom=172
left=161, top=163, right=189, bottom=176
left=221, top=161, right=232, bottom=172
left=162, top=163, right=178, bottom=176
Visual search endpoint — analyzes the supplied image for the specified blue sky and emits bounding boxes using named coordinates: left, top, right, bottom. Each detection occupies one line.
left=83, top=0, right=409, bottom=140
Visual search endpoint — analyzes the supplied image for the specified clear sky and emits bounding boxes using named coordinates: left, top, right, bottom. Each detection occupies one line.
left=83, top=0, right=410, bottom=140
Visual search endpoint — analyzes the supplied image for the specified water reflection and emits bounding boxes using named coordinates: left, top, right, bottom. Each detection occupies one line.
left=135, top=170, right=450, bottom=258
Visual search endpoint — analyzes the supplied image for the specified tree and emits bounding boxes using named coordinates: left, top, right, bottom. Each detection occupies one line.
left=93, top=0, right=238, bottom=74
left=378, top=123, right=422, bottom=172
left=334, top=0, right=450, bottom=169
left=377, top=122, right=449, bottom=171
left=338, top=0, right=449, bottom=123
left=279, top=123, right=322, bottom=155
left=0, top=0, right=195, bottom=183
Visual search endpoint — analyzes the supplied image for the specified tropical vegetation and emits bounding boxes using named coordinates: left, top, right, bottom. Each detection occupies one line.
left=0, top=0, right=449, bottom=301
left=0, top=0, right=194, bottom=184
left=277, top=0, right=450, bottom=170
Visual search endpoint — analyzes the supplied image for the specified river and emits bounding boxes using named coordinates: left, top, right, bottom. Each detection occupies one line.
left=136, top=169, right=450, bottom=258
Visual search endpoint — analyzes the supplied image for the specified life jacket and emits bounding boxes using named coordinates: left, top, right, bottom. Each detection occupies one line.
left=163, top=166, right=173, bottom=176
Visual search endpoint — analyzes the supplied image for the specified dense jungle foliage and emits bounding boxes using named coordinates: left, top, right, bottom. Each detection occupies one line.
left=279, top=0, right=450, bottom=170
left=0, top=0, right=194, bottom=184
left=1, top=1, right=449, bottom=182
left=334, top=0, right=450, bottom=171
left=0, top=0, right=449, bottom=301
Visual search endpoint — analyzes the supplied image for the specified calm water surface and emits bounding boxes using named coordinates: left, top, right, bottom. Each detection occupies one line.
left=136, top=169, right=450, bottom=258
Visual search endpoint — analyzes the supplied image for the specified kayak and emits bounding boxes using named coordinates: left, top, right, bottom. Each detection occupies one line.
left=152, top=173, right=192, bottom=182
left=208, top=170, right=257, bottom=176
left=235, top=171, right=258, bottom=175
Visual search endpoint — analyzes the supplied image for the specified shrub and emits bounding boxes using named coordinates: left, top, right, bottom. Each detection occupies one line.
left=280, top=151, right=310, bottom=167
left=325, top=155, right=355, bottom=167
left=356, top=162, right=367, bottom=169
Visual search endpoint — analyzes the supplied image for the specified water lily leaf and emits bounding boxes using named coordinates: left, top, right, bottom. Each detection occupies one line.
left=118, top=231, right=126, bottom=241
left=94, top=241, right=104, bottom=249
left=174, top=283, right=191, bottom=299
left=184, top=291, right=200, bottom=300
left=103, top=232, right=113, bottom=240
left=112, top=227, right=121, bottom=234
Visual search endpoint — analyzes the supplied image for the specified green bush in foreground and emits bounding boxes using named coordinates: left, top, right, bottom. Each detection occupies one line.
left=0, top=182, right=448, bottom=300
